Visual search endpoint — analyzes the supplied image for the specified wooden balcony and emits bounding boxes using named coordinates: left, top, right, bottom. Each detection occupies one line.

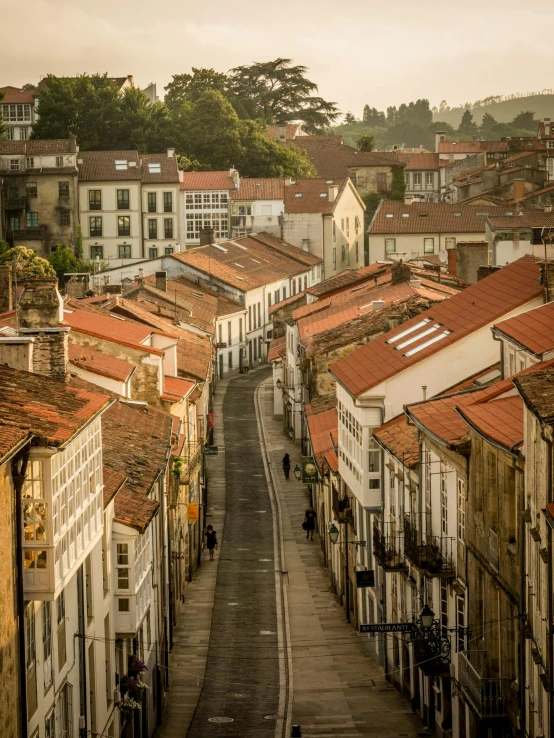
left=2, top=196, right=26, bottom=209
left=458, top=651, right=508, bottom=719
left=404, top=514, right=455, bottom=577
left=10, top=227, right=44, bottom=241
left=373, top=522, right=407, bottom=572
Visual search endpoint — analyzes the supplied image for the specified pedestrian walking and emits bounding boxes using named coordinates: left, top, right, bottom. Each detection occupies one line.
left=241, top=356, right=249, bottom=374
left=304, top=506, right=316, bottom=541
left=205, top=525, right=218, bottom=560
left=282, top=453, right=291, bottom=480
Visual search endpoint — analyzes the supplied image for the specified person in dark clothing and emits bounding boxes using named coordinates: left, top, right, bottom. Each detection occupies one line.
left=205, top=525, right=218, bottom=560
left=304, top=506, right=316, bottom=541
left=282, top=453, right=291, bottom=480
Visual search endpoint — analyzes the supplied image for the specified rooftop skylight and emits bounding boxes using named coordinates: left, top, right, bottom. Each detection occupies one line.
left=395, top=324, right=440, bottom=350
left=115, top=160, right=128, bottom=170
left=386, top=318, right=431, bottom=344
left=404, top=330, right=451, bottom=357
left=212, top=244, right=228, bottom=252
left=148, top=163, right=161, bottom=173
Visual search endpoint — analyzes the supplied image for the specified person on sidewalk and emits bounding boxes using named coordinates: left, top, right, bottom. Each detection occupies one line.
left=241, top=356, right=249, bottom=374
left=282, top=453, right=291, bottom=480
left=304, top=506, right=316, bottom=541
left=205, top=525, right=218, bottom=560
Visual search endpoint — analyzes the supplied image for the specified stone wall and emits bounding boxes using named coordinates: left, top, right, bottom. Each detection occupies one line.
left=27, top=331, right=69, bottom=381
left=456, top=242, right=489, bottom=283
left=0, top=265, right=13, bottom=313
left=0, top=461, right=21, bottom=738
left=350, top=165, right=394, bottom=197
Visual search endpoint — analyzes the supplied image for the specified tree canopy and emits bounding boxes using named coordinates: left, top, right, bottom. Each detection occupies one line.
left=0, top=246, right=56, bottom=279
left=164, top=68, right=228, bottom=110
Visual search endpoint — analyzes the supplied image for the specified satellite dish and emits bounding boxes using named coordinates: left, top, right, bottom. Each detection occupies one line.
left=439, top=250, right=448, bottom=263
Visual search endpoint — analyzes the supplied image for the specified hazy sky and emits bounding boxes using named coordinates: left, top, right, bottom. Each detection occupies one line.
left=2, top=0, right=554, bottom=117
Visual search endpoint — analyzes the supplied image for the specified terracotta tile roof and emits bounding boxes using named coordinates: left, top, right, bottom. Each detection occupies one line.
left=163, top=376, right=195, bottom=400
left=78, top=150, right=143, bottom=181
left=438, top=141, right=508, bottom=154
left=324, top=449, right=338, bottom=473
left=373, top=415, right=419, bottom=468
left=398, top=153, right=441, bottom=170
left=0, top=138, right=76, bottom=155
left=266, top=124, right=304, bottom=140
left=0, top=426, right=31, bottom=465
left=180, top=171, right=236, bottom=191
left=0, top=85, right=38, bottom=104
left=305, top=394, right=337, bottom=416
left=172, top=233, right=314, bottom=291
left=141, top=153, right=180, bottom=183
left=306, top=407, right=337, bottom=472
left=459, top=394, right=524, bottom=451
left=68, top=342, right=135, bottom=382
left=249, top=232, right=322, bottom=266
left=64, top=306, right=174, bottom=353
left=538, top=122, right=554, bottom=140
left=493, top=302, right=554, bottom=356
left=268, top=335, right=286, bottom=363
left=116, top=288, right=215, bottom=335
left=231, top=178, right=284, bottom=200
left=284, top=178, right=350, bottom=214
left=142, top=273, right=243, bottom=320
left=514, top=364, right=554, bottom=425
left=511, top=183, right=554, bottom=201
left=293, top=139, right=400, bottom=177
left=0, top=364, right=110, bottom=447
left=268, top=291, right=306, bottom=316
left=304, top=264, right=391, bottom=299
left=370, top=200, right=510, bottom=235
left=296, top=135, right=345, bottom=148
left=102, top=466, right=126, bottom=508
left=487, top=213, right=554, bottom=229
left=102, top=401, right=172, bottom=532
left=330, top=256, right=542, bottom=398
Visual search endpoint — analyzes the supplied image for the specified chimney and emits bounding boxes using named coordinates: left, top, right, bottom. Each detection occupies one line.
left=275, top=123, right=288, bottom=142
left=448, top=247, right=457, bottom=277
left=156, top=271, right=167, bottom=292
left=435, top=131, right=446, bottom=153
left=17, top=279, right=69, bottom=381
left=512, top=178, right=526, bottom=202
left=328, top=185, right=338, bottom=203
left=199, top=227, right=216, bottom=246
left=545, top=118, right=551, bottom=137
left=167, top=148, right=175, bottom=158
left=229, top=167, right=240, bottom=189
left=391, top=260, right=411, bottom=284
left=372, top=300, right=385, bottom=310
left=0, top=264, right=13, bottom=313
left=541, top=260, right=554, bottom=303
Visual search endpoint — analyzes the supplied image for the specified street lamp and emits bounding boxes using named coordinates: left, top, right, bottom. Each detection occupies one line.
left=287, top=426, right=295, bottom=439
left=286, top=399, right=293, bottom=411
left=420, top=604, right=435, bottom=629
left=328, top=523, right=340, bottom=544
left=276, top=379, right=282, bottom=389
left=293, top=463, right=302, bottom=480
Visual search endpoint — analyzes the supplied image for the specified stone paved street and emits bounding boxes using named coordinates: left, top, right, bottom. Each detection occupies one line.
left=156, top=368, right=424, bottom=738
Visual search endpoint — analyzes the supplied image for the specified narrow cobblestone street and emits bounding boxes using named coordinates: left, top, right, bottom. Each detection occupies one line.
left=156, top=368, right=424, bottom=738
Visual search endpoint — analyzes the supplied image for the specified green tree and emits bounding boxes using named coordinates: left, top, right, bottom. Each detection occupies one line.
left=228, top=58, right=340, bottom=132
left=363, top=106, right=386, bottom=125
left=511, top=110, right=536, bottom=130
left=361, top=191, right=383, bottom=221
left=480, top=112, right=497, bottom=136
left=357, top=134, right=375, bottom=152
left=238, top=121, right=315, bottom=177
left=0, top=246, right=56, bottom=279
left=458, top=109, right=479, bottom=136
left=344, top=112, right=357, bottom=125
left=49, top=245, right=78, bottom=279
left=164, top=68, right=228, bottom=110
left=21, top=83, right=37, bottom=90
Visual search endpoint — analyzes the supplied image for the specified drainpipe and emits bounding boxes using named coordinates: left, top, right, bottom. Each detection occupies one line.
left=77, top=565, right=88, bottom=738
left=515, top=459, right=526, bottom=738
left=12, top=447, right=30, bottom=738
left=539, top=425, right=554, bottom=736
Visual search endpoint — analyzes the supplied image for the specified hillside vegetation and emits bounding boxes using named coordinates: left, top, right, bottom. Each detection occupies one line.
left=433, top=93, right=554, bottom=127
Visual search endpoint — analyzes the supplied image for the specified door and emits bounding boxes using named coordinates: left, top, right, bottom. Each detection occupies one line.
left=218, top=353, right=223, bottom=379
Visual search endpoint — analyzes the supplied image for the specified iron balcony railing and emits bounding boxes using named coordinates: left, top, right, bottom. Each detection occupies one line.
left=458, top=651, right=508, bottom=719
left=2, top=196, right=26, bottom=209
left=373, top=522, right=406, bottom=572
left=403, top=514, right=455, bottom=577
left=180, top=442, right=203, bottom=484
left=10, top=227, right=44, bottom=240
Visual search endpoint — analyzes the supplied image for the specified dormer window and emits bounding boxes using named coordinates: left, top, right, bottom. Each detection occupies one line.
left=115, top=160, right=128, bottom=171
left=148, top=163, right=161, bottom=174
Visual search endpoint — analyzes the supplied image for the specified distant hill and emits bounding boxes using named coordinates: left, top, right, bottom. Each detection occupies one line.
left=434, top=92, right=554, bottom=127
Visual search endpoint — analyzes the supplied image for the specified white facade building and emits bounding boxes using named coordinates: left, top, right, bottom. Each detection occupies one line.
left=180, top=170, right=237, bottom=247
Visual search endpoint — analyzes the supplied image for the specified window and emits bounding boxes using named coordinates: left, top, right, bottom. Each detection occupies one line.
left=117, top=216, right=130, bottom=237
left=164, top=247, right=174, bottom=255
left=425, top=172, right=434, bottom=189
left=26, top=212, right=39, bottom=227
left=268, top=293, right=272, bottom=309
left=333, top=247, right=336, bottom=268
left=425, top=452, right=431, bottom=514
left=57, top=590, right=65, bottom=625
left=89, top=190, right=101, bottom=210
left=148, top=219, right=157, bottom=239
left=117, top=189, right=129, bottom=209
left=547, top=141, right=554, bottom=149
left=26, top=181, right=37, bottom=198
left=55, top=156, right=64, bottom=167
left=368, top=438, right=381, bottom=473
left=456, top=596, right=466, bottom=652
left=385, top=238, right=396, bottom=254
left=148, top=163, right=161, bottom=174
left=26, top=156, right=34, bottom=169
left=456, top=476, right=467, bottom=542
left=118, top=598, right=130, bottom=612
left=42, top=601, right=52, bottom=688
left=164, top=192, right=173, bottom=212
left=89, top=216, right=102, bottom=237
left=424, top=237, right=435, bottom=254
left=333, top=220, right=336, bottom=242
left=59, top=210, right=71, bottom=227
left=20, top=127, right=28, bottom=140
left=58, top=181, right=69, bottom=198
left=24, top=603, right=36, bottom=674
left=90, top=245, right=103, bottom=259
left=445, top=237, right=456, bottom=250
left=9, top=159, right=20, bottom=170
left=239, top=318, right=243, bottom=342
left=118, top=244, right=131, bottom=259
left=413, top=173, right=422, bottom=189
left=228, top=351, right=232, bottom=369
left=390, top=471, right=396, bottom=517
left=227, top=321, right=232, bottom=345
left=45, top=710, right=55, bottom=738
left=248, top=305, right=252, bottom=331
left=9, top=186, right=21, bottom=198
left=149, top=247, right=158, bottom=258
left=147, top=192, right=157, bottom=212
left=116, top=543, right=129, bottom=590
left=346, top=217, right=350, bottom=236
left=355, top=215, right=360, bottom=234
left=405, top=172, right=410, bottom=186
left=377, top=172, right=387, bottom=192
left=258, top=302, right=262, bottom=327
left=115, top=160, right=128, bottom=170
left=440, top=464, right=448, bottom=535
left=164, top=218, right=173, bottom=238
left=57, top=682, right=73, bottom=738
left=274, top=289, right=280, bottom=304
left=9, top=216, right=20, bottom=231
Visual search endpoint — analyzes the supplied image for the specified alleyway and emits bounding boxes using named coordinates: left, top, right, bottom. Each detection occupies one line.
left=156, top=368, right=424, bottom=738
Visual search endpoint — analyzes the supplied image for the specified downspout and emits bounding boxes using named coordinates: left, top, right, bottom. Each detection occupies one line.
left=515, top=459, right=526, bottom=738
left=539, top=424, right=554, bottom=736
left=77, top=565, right=88, bottom=737
left=12, top=447, right=30, bottom=738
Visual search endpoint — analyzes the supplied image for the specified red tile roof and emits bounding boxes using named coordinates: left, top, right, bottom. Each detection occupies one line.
left=180, top=171, right=236, bottom=191
left=306, top=408, right=337, bottom=472
left=249, top=232, right=321, bottom=266
left=231, top=178, right=284, bottom=200
left=304, top=264, right=391, bottom=299
left=373, top=414, right=419, bottom=468
left=398, top=153, right=441, bottom=171
left=141, top=153, right=179, bottom=184
left=293, top=139, right=400, bottom=177
left=0, top=426, right=31, bottom=465
left=370, top=200, right=510, bottom=235
left=0, top=139, right=76, bottom=155
left=268, top=291, right=306, bottom=316
left=0, top=364, right=110, bottom=447
left=78, top=151, right=141, bottom=181
left=284, top=178, right=350, bottom=214
left=102, top=466, right=126, bottom=508
left=266, top=124, right=304, bottom=140
left=487, top=213, right=554, bottom=229
left=163, top=376, right=195, bottom=400
left=459, top=394, right=524, bottom=451
left=515, top=364, right=554, bottom=425
left=330, top=256, right=542, bottom=398
left=268, top=335, right=286, bottom=363
left=438, top=141, right=508, bottom=154
left=102, top=401, right=172, bottom=532
left=0, top=85, right=38, bottom=104
left=493, top=302, right=554, bottom=356
left=68, top=342, right=135, bottom=382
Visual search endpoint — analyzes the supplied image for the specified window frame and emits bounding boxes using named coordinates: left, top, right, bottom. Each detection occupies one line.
left=147, top=192, right=157, bottom=213
left=424, top=237, right=435, bottom=254
left=90, top=245, right=104, bottom=260
left=117, top=215, right=131, bottom=237
left=58, top=181, right=70, bottom=199
left=117, top=189, right=130, bottom=210
left=163, top=192, right=173, bottom=212
left=385, top=237, right=396, bottom=254
left=88, top=190, right=102, bottom=210
left=118, top=244, right=132, bottom=259
left=148, top=219, right=158, bottom=239
left=164, top=218, right=173, bottom=239
left=89, top=216, right=102, bottom=237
